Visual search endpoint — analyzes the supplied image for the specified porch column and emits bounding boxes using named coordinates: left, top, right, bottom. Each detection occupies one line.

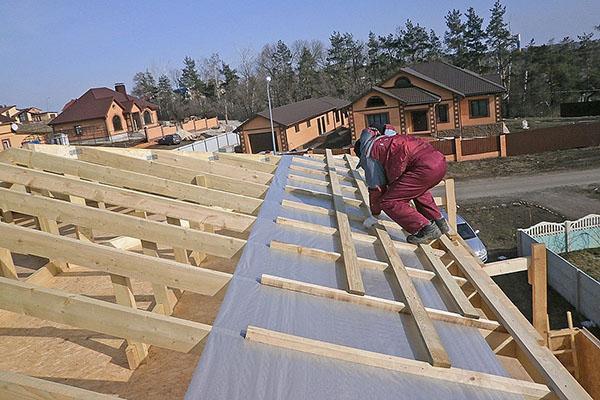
left=348, top=108, right=356, bottom=140
left=278, top=128, right=288, bottom=152
left=428, top=104, right=437, bottom=135
left=495, top=94, right=502, bottom=122
left=453, top=96, right=460, bottom=130
left=399, top=104, right=407, bottom=134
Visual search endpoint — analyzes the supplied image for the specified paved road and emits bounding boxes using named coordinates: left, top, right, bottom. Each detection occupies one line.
left=450, top=168, right=600, bottom=200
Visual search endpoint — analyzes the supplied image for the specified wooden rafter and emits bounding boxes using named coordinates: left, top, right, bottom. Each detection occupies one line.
left=324, top=149, right=364, bottom=295
left=0, top=149, right=263, bottom=213
left=438, top=235, right=593, bottom=400
left=0, top=223, right=232, bottom=296
left=0, top=187, right=246, bottom=258
left=0, top=163, right=255, bottom=232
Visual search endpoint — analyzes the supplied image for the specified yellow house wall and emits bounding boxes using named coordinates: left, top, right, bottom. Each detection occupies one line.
left=352, top=91, right=401, bottom=134
left=460, top=95, right=496, bottom=127
left=286, top=110, right=344, bottom=150
left=106, top=101, right=128, bottom=135
left=52, top=118, right=108, bottom=138
left=435, top=100, right=455, bottom=131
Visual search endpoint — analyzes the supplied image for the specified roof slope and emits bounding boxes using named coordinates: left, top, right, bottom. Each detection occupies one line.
left=374, top=86, right=441, bottom=105
left=254, top=96, right=350, bottom=127
left=50, top=87, right=158, bottom=125
left=402, top=61, right=505, bottom=96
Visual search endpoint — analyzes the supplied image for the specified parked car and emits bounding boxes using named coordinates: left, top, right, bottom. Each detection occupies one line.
left=441, top=211, right=488, bottom=262
left=157, top=133, right=181, bottom=145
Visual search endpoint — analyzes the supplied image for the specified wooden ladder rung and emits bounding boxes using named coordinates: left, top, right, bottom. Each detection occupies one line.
left=552, top=348, right=573, bottom=355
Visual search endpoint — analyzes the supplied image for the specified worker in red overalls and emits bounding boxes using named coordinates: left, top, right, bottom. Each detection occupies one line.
left=354, top=124, right=449, bottom=244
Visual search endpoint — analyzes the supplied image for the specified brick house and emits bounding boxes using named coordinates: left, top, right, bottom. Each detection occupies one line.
left=49, top=83, right=159, bottom=143
left=236, top=96, right=350, bottom=153
left=350, top=61, right=505, bottom=139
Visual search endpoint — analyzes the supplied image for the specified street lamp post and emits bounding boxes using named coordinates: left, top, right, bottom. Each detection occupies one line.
left=266, top=76, right=277, bottom=154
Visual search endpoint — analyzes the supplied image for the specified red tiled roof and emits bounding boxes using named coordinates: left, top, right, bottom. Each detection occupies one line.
left=50, top=87, right=158, bottom=126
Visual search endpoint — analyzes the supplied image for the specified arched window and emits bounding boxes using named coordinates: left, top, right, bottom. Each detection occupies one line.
left=394, top=77, right=412, bottom=88
left=143, top=110, right=152, bottom=125
left=366, top=96, right=386, bottom=108
left=112, top=115, right=123, bottom=131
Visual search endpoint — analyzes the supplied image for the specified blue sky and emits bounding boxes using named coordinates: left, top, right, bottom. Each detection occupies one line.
left=1, top=0, right=598, bottom=111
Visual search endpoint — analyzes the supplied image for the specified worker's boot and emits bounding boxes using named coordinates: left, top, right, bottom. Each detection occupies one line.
left=434, top=218, right=450, bottom=235
left=406, top=222, right=442, bottom=244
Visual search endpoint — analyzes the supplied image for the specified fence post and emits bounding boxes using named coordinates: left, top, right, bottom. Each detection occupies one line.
left=454, top=137, right=463, bottom=161
left=564, top=220, right=571, bottom=253
left=529, top=243, right=548, bottom=346
left=499, top=134, right=507, bottom=157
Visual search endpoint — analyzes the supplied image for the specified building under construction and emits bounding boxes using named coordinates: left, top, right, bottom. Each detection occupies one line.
left=0, top=144, right=597, bottom=400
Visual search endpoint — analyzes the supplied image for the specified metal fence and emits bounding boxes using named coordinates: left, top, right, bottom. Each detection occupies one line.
left=176, top=132, right=240, bottom=153
left=518, top=214, right=600, bottom=325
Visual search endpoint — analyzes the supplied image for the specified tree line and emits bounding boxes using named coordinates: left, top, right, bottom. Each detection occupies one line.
left=131, top=0, right=600, bottom=122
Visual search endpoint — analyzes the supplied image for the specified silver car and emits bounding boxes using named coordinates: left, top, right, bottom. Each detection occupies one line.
left=441, top=211, right=488, bottom=262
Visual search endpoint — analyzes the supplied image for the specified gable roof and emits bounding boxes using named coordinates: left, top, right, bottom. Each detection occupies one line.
left=0, top=105, right=16, bottom=114
left=240, top=96, right=350, bottom=129
left=373, top=86, right=441, bottom=105
left=0, top=115, right=14, bottom=124
left=399, top=61, right=505, bottom=97
left=49, top=87, right=158, bottom=126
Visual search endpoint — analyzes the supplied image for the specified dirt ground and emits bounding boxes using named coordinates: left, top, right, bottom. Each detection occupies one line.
left=561, top=247, right=600, bottom=282
left=447, top=146, right=600, bottom=181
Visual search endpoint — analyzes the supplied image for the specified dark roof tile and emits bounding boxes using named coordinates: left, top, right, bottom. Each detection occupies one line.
left=374, top=86, right=441, bottom=105
left=254, top=96, right=350, bottom=127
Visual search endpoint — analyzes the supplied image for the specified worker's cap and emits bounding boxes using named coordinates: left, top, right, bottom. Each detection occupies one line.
left=383, top=124, right=397, bottom=136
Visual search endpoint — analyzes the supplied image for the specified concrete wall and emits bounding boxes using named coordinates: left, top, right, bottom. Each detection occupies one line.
left=518, top=231, right=600, bottom=326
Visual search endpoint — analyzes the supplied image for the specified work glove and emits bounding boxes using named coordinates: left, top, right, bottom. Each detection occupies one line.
left=363, top=215, right=379, bottom=229
left=368, top=186, right=385, bottom=216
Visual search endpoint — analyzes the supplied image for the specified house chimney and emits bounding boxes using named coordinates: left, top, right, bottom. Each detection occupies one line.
left=115, top=83, right=126, bottom=95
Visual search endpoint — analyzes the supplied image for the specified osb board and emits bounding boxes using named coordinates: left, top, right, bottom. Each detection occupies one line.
left=0, top=252, right=237, bottom=399
left=576, top=328, right=600, bottom=399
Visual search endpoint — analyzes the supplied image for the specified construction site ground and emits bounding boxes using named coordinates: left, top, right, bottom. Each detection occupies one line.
left=561, top=247, right=600, bottom=281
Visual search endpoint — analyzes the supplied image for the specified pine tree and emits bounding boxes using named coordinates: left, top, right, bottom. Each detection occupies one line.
left=178, top=56, right=204, bottom=100
left=326, top=32, right=366, bottom=98
left=427, top=30, right=443, bottom=60
left=297, top=46, right=320, bottom=99
left=486, top=0, right=518, bottom=87
left=366, top=32, right=388, bottom=84
left=132, top=71, right=158, bottom=102
left=156, top=74, right=174, bottom=120
left=271, top=40, right=295, bottom=104
left=463, top=7, right=488, bottom=72
left=444, top=9, right=466, bottom=66
left=400, top=20, right=431, bottom=63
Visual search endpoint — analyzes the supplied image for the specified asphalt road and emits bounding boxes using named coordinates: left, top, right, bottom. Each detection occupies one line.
left=450, top=168, right=600, bottom=200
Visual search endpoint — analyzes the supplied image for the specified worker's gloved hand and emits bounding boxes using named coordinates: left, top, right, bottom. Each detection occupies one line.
left=368, top=186, right=385, bottom=216
left=363, top=215, right=379, bottom=229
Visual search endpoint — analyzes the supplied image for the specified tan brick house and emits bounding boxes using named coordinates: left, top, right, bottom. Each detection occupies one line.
left=350, top=61, right=505, bottom=139
left=49, top=83, right=159, bottom=143
left=236, top=96, right=350, bottom=153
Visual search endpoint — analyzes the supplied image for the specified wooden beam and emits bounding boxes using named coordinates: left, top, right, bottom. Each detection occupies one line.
left=0, top=276, right=210, bottom=353
left=137, top=148, right=275, bottom=180
left=444, top=178, right=458, bottom=233
left=245, top=326, right=551, bottom=400
left=484, top=257, right=531, bottom=276
left=260, top=274, right=501, bottom=331
left=1, top=148, right=264, bottom=213
left=416, top=244, right=480, bottom=319
left=0, top=369, right=119, bottom=400
left=285, top=185, right=363, bottom=208
left=530, top=243, right=548, bottom=345
left=325, top=149, right=364, bottom=295
left=437, top=235, right=593, bottom=400
left=0, top=223, right=232, bottom=296
left=0, top=248, right=17, bottom=279
left=0, top=187, right=245, bottom=259
left=0, top=162, right=255, bottom=232
left=375, top=227, right=451, bottom=367
left=211, top=151, right=278, bottom=174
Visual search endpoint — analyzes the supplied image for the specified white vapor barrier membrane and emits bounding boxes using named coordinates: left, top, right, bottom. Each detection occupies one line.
left=185, top=155, right=524, bottom=400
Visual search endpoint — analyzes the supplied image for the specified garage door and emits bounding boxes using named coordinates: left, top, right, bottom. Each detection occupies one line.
left=248, top=132, right=278, bottom=153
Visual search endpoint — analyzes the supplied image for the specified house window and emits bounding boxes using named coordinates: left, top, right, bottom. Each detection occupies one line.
left=2, top=139, right=11, bottom=150
left=394, top=77, right=412, bottom=88
left=294, top=124, right=299, bottom=133
left=112, top=115, right=123, bottom=131
left=366, top=113, right=390, bottom=128
left=469, top=99, right=489, bottom=118
left=366, top=96, right=386, bottom=108
left=306, top=119, right=311, bottom=128
left=436, top=104, right=449, bottom=123
left=143, top=110, right=152, bottom=125
left=335, top=111, right=340, bottom=123
left=326, top=112, right=330, bottom=125
left=74, top=125, right=83, bottom=136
